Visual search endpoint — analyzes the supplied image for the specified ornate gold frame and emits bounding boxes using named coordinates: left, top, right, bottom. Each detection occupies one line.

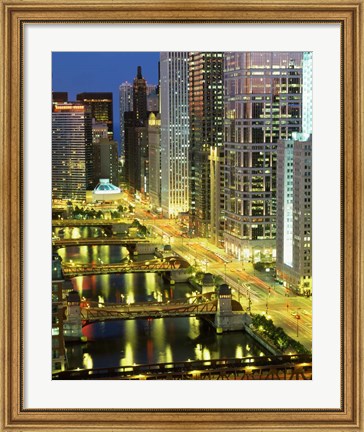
left=1, top=1, right=363, bottom=430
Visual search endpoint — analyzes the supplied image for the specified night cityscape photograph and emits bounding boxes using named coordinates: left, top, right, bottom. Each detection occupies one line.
left=51, top=51, right=313, bottom=380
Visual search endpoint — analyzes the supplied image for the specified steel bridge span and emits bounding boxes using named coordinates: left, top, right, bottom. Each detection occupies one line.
left=80, top=298, right=218, bottom=325
left=53, top=237, right=151, bottom=248
left=62, top=256, right=191, bottom=278
left=52, top=218, right=132, bottom=227
left=52, top=354, right=312, bottom=380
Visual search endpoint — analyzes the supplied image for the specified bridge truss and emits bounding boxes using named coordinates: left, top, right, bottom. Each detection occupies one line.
left=81, top=299, right=218, bottom=324
left=53, top=354, right=312, bottom=380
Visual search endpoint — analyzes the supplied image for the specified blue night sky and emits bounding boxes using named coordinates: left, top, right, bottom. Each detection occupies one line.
left=52, top=52, right=160, bottom=145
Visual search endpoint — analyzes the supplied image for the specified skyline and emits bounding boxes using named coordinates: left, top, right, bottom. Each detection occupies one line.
left=52, top=52, right=160, bottom=145
left=51, top=50, right=313, bottom=379
left=51, top=50, right=312, bottom=293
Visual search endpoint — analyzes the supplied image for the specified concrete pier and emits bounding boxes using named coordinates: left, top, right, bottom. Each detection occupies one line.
left=63, top=290, right=86, bottom=342
left=214, top=284, right=252, bottom=333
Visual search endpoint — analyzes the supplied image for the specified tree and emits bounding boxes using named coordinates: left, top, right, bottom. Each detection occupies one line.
left=131, top=219, right=141, bottom=228
left=138, top=225, right=149, bottom=237
left=213, top=275, right=224, bottom=287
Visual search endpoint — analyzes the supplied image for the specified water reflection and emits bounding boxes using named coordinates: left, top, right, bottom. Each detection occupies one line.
left=61, top=244, right=268, bottom=370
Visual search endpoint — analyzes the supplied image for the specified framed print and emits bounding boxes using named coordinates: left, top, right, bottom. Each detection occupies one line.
left=0, top=0, right=363, bottom=430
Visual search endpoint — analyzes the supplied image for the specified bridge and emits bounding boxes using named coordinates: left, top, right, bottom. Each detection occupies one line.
left=62, top=256, right=191, bottom=278
left=52, top=218, right=132, bottom=227
left=65, top=285, right=251, bottom=338
left=80, top=297, right=218, bottom=325
left=53, top=237, right=151, bottom=248
left=52, top=354, right=312, bottom=380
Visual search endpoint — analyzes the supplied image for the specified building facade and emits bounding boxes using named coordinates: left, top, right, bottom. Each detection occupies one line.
left=76, top=92, right=113, bottom=140
left=302, top=52, right=313, bottom=136
left=160, top=52, right=190, bottom=217
left=276, top=133, right=312, bottom=295
left=209, top=146, right=225, bottom=246
left=93, top=138, right=119, bottom=187
left=223, top=52, right=304, bottom=263
left=188, top=52, right=224, bottom=238
left=52, top=254, right=66, bottom=373
left=52, top=102, right=93, bottom=201
left=147, top=84, right=159, bottom=112
left=148, top=112, right=161, bottom=209
left=124, top=67, right=149, bottom=194
left=119, top=82, right=133, bottom=156
left=92, top=118, right=109, bottom=144
left=52, top=92, right=68, bottom=103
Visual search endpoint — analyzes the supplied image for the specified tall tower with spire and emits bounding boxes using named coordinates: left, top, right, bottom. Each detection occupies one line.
left=125, top=66, right=149, bottom=194
left=133, top=66, right=148, bottom=125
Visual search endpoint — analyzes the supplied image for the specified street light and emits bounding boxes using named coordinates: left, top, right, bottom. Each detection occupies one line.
left=296, top=313, right=301, bottom=337
left=266, top=291, right=270, bottom=315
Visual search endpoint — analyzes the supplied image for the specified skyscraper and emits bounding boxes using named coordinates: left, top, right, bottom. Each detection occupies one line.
left=148, top=112, right=161, bottom=209
left=189, top=52, right=224, bottom=238
left=147, top=84, right=159, bottom=112
left=93, top=138, right=119, bottom=187
left=119, top=81, right=133, bottom=156
left=275, top=52, right=312, bottom=295
left=124, top=67, right=149, bottom=194
left=76, top=92, right=113, bottom=140
left=160, top=52, right=189, bottom=217
left=223, top=52, right=304, bottom=262
left=92, top=118, right=109, bottom=144
left=276, top=133, right=312, bottom=295
left=52, top=102, right=93, bottom=201
left=133, top=66, right=148, bottom=124
left=302, top=52, right=313, bottom=136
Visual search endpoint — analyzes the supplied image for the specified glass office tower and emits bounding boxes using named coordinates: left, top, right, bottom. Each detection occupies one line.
left=223, top=52, right=303, bottom=262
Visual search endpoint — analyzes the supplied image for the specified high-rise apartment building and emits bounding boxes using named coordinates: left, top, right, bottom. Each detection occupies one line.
left=276, top=133, right=312, bottom=295
left=160, top=52, right=189, bottom=217
left=76, top=92, right=113, bottom=140
left=119, top=82, right=133, bottom=156
left=52, top=102, right=93, bottom=201
left=189, top=52, right=224, bottom=238
left=223, top=52, right=304, bottom=262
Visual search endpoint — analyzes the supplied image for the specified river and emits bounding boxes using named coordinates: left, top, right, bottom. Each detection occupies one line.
left=56, top=235, right=268, bottom=371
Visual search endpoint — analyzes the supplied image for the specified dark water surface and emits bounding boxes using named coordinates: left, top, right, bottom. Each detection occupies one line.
left=57, top=245, right=268, bottom=371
